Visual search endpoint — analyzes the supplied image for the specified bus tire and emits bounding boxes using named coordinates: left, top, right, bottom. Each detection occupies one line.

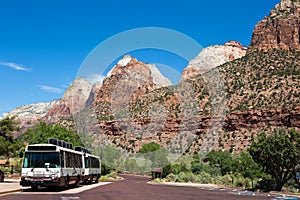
left=83, top=178, right=88, bottom=185
left=95, top=174, right=100, bottom=183
left=75, top=175, right=81, bottom=187
left=64, top=176, right=70, bottom=189
left=88, top=175, right=93, bottom=184
left=31, top=185, right=38, bottom=190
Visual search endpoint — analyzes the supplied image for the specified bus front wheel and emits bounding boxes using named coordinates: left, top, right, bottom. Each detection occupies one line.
left=31, top=186, right=38, bottom=190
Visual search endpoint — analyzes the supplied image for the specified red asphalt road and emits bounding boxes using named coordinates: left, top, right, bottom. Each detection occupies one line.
left=1, top=174, right=274, bottom=200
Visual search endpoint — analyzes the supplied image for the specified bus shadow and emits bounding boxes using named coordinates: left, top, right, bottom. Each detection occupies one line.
left=22, top=185, right=84, bottom=193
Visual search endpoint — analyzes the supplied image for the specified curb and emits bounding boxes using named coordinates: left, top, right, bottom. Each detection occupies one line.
left=0, top=188, right=22, bottom=195
left=269, top=191, right=300, bottom=199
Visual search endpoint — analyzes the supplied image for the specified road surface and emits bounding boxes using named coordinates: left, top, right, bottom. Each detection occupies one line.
left=0, top=174, right=277, bottom=200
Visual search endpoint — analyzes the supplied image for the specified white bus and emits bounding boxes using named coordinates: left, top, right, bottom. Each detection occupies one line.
left=75, top=146, right=101, bottom=184
left=20, top=139, right=101, bottom=190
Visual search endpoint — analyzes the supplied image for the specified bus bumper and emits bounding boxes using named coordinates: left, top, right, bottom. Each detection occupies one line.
left=20, top=179, right=60, bottom=187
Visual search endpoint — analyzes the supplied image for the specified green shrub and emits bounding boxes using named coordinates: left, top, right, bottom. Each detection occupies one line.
left=99, top=176, right=109, bottom=182
left=197, top=171, right=212, bottom=184
left=218, top=174, right=233, bottom=186
left=165, top=173, right=177, bottom=182
left=177, top=172, right=197, bottom=183
left=98, top=173, right=118, bottom=182
left=256, top=178, right=276, bottom=191
left=171, top=163, right=188, bottom=175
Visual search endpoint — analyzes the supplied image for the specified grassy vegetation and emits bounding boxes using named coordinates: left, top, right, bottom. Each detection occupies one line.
left=98, top=172, right=119, bottom=182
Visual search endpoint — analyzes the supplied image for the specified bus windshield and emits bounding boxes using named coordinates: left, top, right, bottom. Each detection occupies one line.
left=23, top=152, right=60, bottom=168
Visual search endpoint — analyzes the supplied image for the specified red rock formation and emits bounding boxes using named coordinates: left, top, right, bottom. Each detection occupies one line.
left=225, top=106, right=300, bottom=131
left=248, top=0, right=300, bottom=52
left=93, top=55, right=171, bottom=119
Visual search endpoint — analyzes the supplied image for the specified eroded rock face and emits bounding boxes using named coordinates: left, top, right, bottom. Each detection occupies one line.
left=61, top=77, right=92, bottom=114
left=41, top=77, right=92, bottom=125
left=43, top=100, right=71, bottom=124
left=2, top=101, right=59, bottom=132
left=181, top=41, right=247, bottom=80
left=2, top=78, right=92, bottom=131
left=248, top=0, right=300, bottom=52
left=93, top=55, right=172, bottom=119
left=225, top=106, right=300, bottom=131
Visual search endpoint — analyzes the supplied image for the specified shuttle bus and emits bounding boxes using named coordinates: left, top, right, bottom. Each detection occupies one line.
left=20, top=139, right=101, bottom=190
left=75, top=146, right=101, bottom=184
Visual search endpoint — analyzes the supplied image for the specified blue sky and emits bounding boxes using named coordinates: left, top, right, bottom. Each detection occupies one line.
left=0, top=0, right=280, bottom=116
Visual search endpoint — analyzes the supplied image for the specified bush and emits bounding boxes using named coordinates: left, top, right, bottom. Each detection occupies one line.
left=218, top=174, right=233, bottom=186
left=107, top=173, right=117, bottom=179
left=233, top=175, right=246, bottom=187
left=191, top=161, right=220, bottom=176
left=99, top=175, right=109, bottom=182
left=101, top=163, right=111, bottom=175
left=256, top=178, right=276, bottom=191
left=171, top=163, right=189, bottom=175
left=165, top=173, right=177, bottom=182
left=98, top=173, right=118, bottom=182
left=177, top=172, right=197, bottom=183
left=197, top=171, right=212, bottom=184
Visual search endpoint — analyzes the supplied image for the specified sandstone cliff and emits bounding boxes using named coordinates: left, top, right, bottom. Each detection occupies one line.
left=248, top=0, right=300, bottom=52
left=93, top=55, right=172, bottom=120
left=2, top=101, right=59, bottom=132
left=181, top=41, right=247, bottom=80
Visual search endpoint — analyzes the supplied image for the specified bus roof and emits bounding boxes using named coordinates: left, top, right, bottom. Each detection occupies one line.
left=25, top=144, right=84, bottom=154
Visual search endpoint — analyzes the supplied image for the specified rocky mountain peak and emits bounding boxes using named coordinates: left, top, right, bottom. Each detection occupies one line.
left=116, top=54, right=136, bottom=67
left=107, top=55, right=171, bottom=87
left=248, top=0, right=300, bottom=52
left=93, top=55, right=172, bottom=120
left=62, top=77, right=92, bottom=114
left=272, top=0, right=300, bottom=17
left=181, top=41, right=247, bottom=80
left=2, top=101, right=59, bottom=131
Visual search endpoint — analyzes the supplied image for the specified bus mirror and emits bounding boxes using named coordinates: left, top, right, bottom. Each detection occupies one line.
left=19, top=152, right=24, bottom=158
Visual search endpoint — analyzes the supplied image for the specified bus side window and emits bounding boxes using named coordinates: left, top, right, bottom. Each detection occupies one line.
left=60, top=151, right=65, bottom=168
left=85, top=157, right=88, bottom=168
left=66, top=152, right=70, bottom=168
left=71, top=153, right=75, bottom=168
left=23, top=153, right=29, bottom=168
left=91, top=157, right=100, bottom=168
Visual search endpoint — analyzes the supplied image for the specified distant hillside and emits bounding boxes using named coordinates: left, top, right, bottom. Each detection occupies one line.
left=98, top=49, right=299, bottom=153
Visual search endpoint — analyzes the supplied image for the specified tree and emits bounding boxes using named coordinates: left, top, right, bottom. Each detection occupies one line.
left=139, top=142, right=169, bottom=168
left=0, top=117, right=22, bottom=158
left=99, top=146, right=121, bottom=169
left=0, top=116, right=19, bottom=139
left=139, top=142, right=160, bottom=153
left=204, top=150, right=234, bottom=176
left=19, top=122, right=83, bottom=147
left=233, top=151, right=263, bottom=179
left=191, top=153, right=220, bottom=176
left=249, top=128, right=300, bottom=191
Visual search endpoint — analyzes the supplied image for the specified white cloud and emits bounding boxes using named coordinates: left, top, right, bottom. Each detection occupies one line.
left=0, top=61, right=31, bottom=71
left=39, top=85, right=64, bottom=94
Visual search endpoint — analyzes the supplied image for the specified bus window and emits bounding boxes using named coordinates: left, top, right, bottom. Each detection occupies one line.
left=90, top=157, right=100, bottom=168
left=85, top=157, right=89, bottom=168
left=60, top=151, right=65, bottom=168
left=23, top=152, right=60, bottom=168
